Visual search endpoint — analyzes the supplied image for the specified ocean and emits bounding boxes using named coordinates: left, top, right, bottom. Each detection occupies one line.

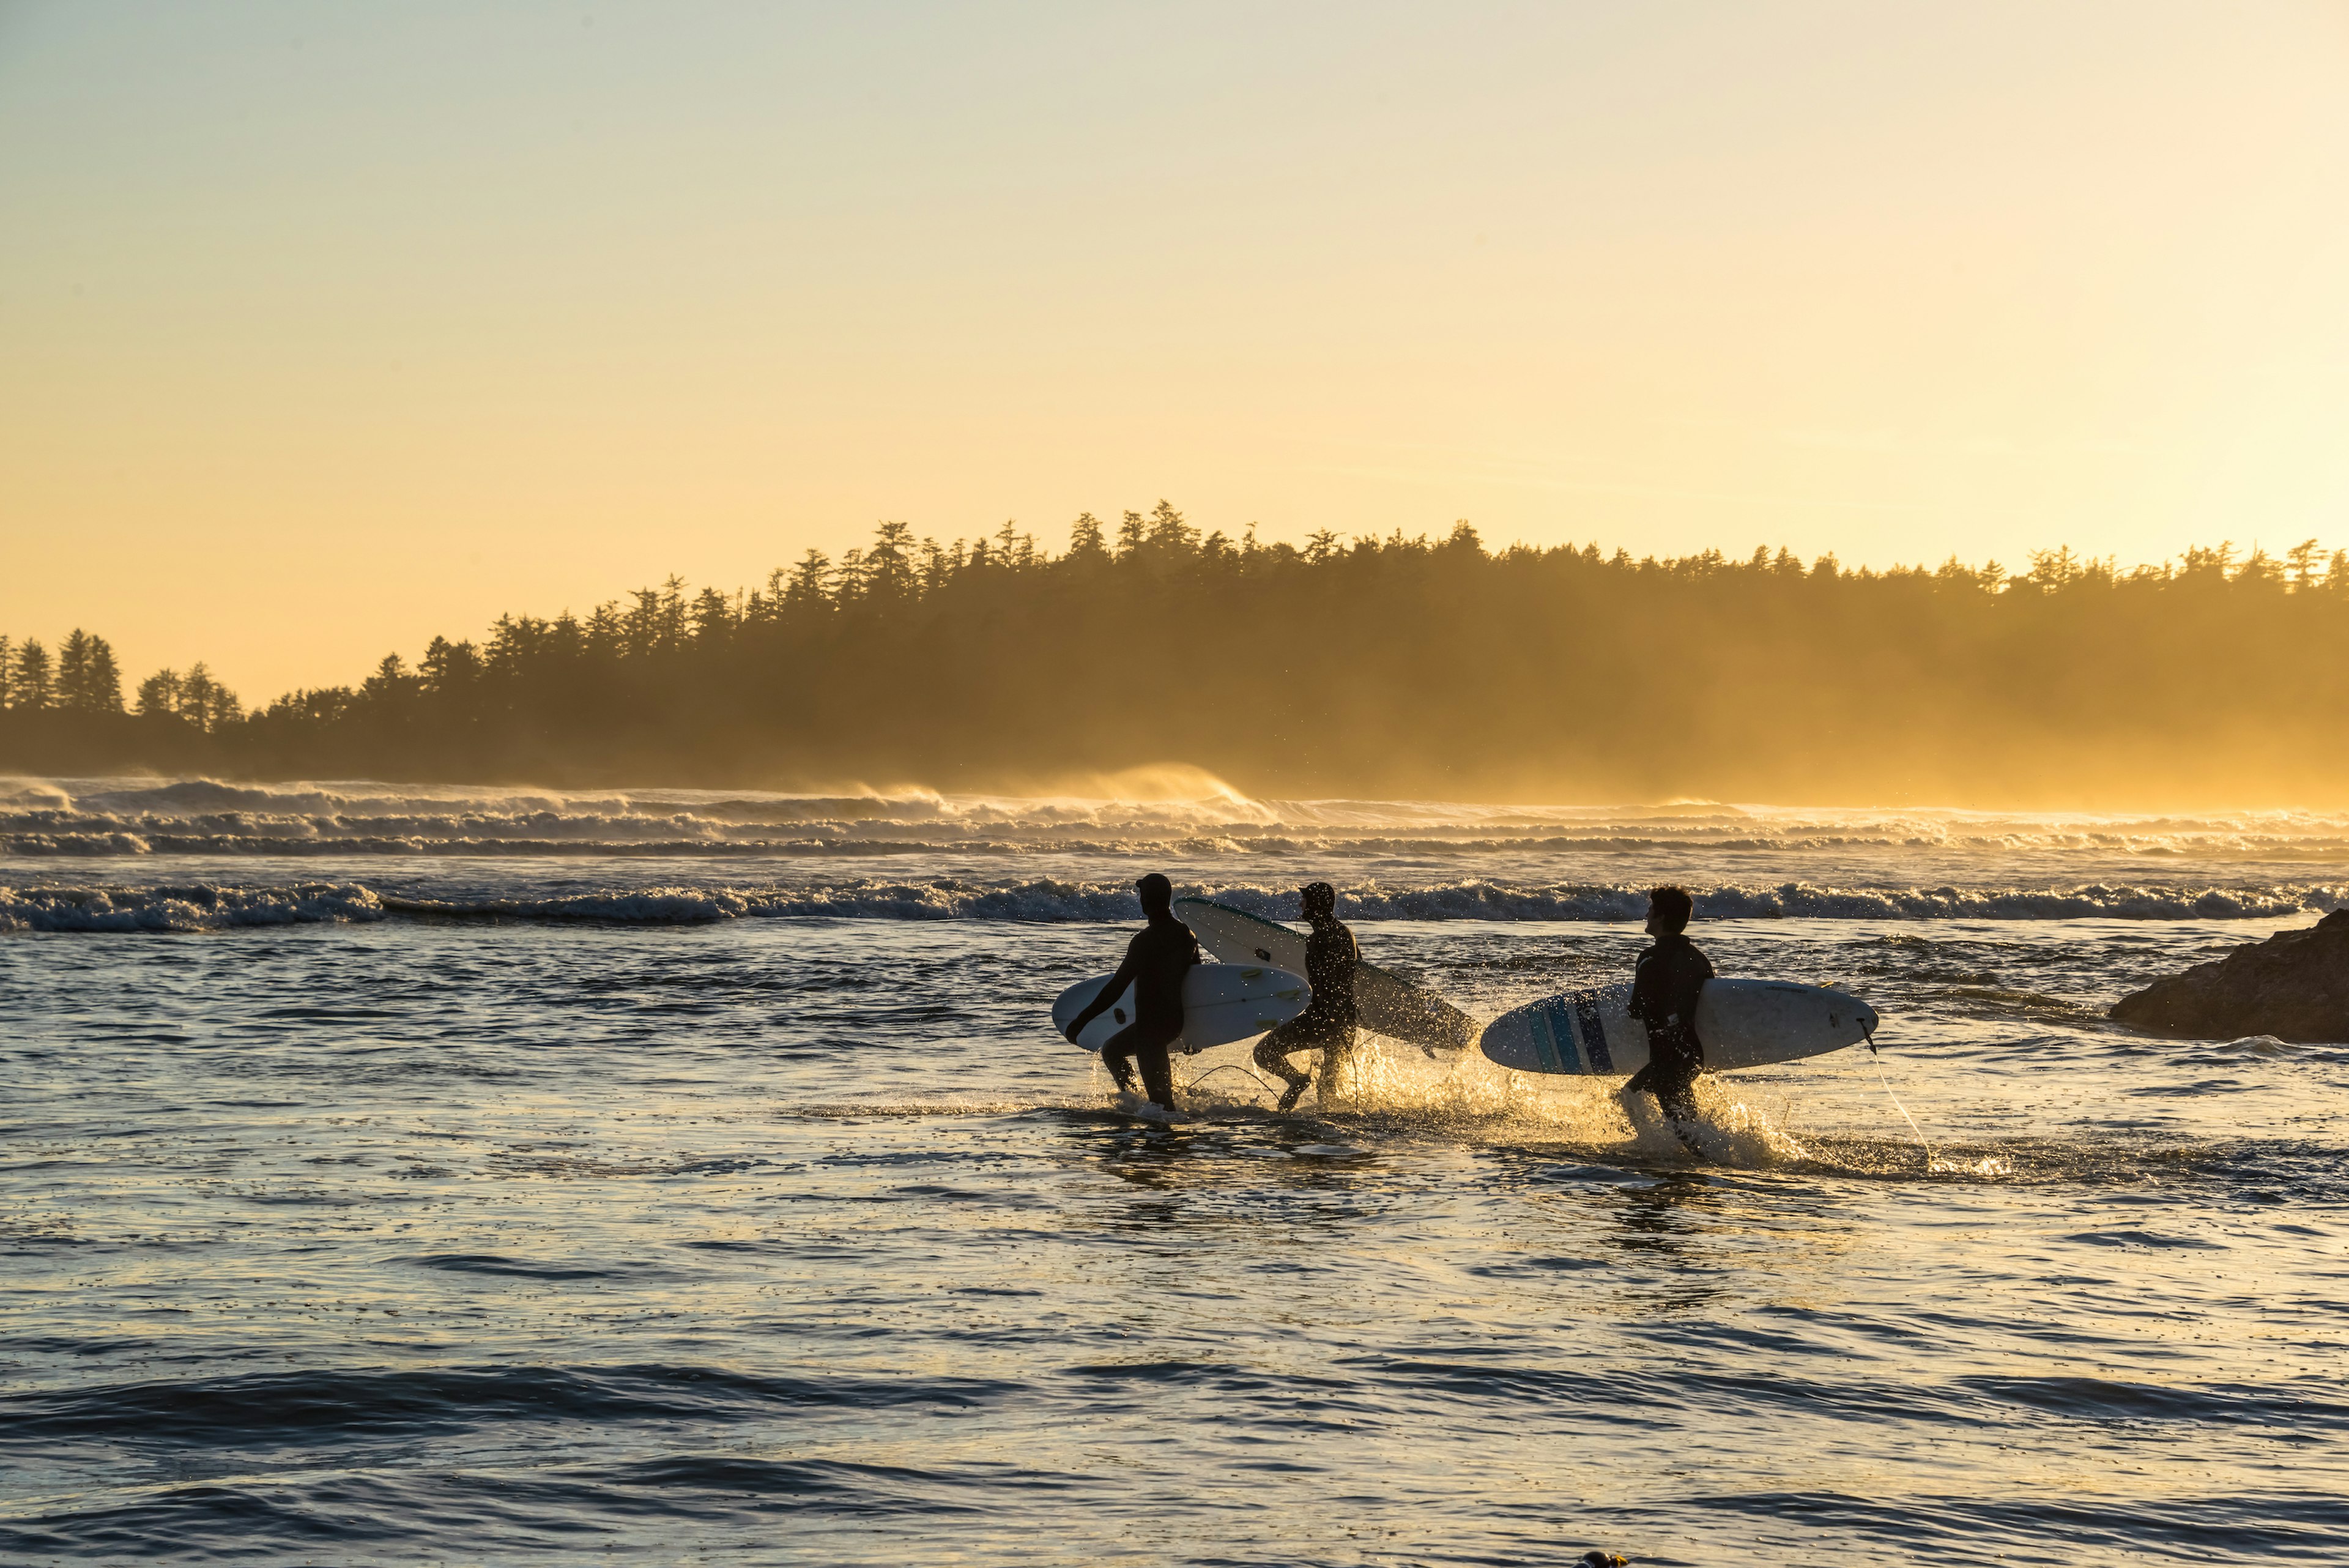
left=4, top=776, right=2346, bottom=1564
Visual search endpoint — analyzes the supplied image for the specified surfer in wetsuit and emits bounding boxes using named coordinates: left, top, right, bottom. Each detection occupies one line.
left=1253, top=882, right=1359, bottom=1112
left=1061, top=872, right=1201, bottom=1113
left=1622, top=885, right=1714, bottom=1132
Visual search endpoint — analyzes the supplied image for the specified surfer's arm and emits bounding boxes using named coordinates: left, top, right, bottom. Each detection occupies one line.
left=1064, top=945, right=1140, bottom=1040
left=1627, top=947, right=1662, bottom=1026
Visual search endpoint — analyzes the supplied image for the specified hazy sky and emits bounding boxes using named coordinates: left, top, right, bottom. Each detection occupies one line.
left=4, top=1, right=2347, bottom=702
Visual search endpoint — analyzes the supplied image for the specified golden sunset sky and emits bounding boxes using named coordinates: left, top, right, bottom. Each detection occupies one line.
left=4, top=2, right=2346, bottom=702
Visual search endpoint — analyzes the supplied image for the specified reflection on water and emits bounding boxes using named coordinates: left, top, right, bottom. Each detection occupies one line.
left=2, top=825, right=2347, bottom=1564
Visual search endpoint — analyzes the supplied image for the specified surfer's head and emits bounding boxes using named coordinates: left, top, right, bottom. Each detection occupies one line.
left=1301, top=881, right=1337, bottom=920
left=1646, top=885, right=1693, bottom=935
left=1136, top=872, right=1174, bottom=915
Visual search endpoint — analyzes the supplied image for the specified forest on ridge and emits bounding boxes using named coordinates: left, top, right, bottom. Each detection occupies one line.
left=6, top=505, right=2349, bottom=806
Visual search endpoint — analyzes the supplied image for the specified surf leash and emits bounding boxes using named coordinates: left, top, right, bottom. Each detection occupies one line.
left=1864, top=1022, right=1934, bottom=1172
left=1183, top=1063, right=1282, bottom=1105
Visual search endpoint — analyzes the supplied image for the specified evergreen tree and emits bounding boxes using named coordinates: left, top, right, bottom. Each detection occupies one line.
left=88, top=633, right=124, bottom=713
left=864, top=523, right=918, bottom=604
left=366, top=652, right=423, bottom=699
left=1144, top=499, right=1195, bottom=554
left=180, top=664, right=218, bottom=727
left=56, top=630, right=124, bottom=713
left=782, top=550, right=831, bottom=616
left=206, top=681, right=243, bottom=731
left=59, top=630, right=92, bottom=705
left=417, top=640, right=480, bottom=694
left=177, top=663, right=241, bottom=731
left=1066, top=513, right=1109, bottom=564
left=12, top=639, right=52, bottom=711
left=136, top=668, right=184, bottom=719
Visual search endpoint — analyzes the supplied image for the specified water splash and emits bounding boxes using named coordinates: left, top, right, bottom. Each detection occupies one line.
left=1160, top=1039, right=1820, bottom=1169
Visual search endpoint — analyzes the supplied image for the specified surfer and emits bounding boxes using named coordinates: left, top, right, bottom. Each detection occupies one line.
left=1061, top=872, right=1201, bottom=1113
left=1622, top=886, right=1714, bottom=1134
left=1252, top=882, right=1359, bottom=1111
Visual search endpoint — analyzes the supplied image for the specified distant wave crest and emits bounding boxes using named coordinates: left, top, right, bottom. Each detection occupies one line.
left=8, top=776, right=2349, bottom=862
left=4, top=876, right=2340, bottom=933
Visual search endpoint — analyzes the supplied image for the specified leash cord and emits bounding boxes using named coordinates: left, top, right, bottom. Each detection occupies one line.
left=1865, top=1024, right=1934, bottom=1171
left=1183, top=1063, right=1282, bottom=1102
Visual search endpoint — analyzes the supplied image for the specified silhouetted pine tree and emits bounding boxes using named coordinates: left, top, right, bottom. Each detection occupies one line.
left=12, top=639, right=52, bottom=712
left=57, top=630, right=124, bottom=714
left=179, top=663, right=240, bottom=731
left=136, top=668, right=184, bottom=719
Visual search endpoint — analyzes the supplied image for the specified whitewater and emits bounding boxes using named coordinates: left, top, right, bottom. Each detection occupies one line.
left=4, top=775, right=2347, bottom=1564
left=4, top=775, right=2346, bottom=929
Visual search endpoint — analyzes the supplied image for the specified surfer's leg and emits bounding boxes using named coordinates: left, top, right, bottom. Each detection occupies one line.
left=1312, top=1025, right=1359, bottom=1104
left=1253, top=1023, right=1314, bottom=1110
left=1650, top=1053, right=1705, bottom=1153
left=1620, top=1060, right=1659, bottom=1104
left=1643, top=1038, right=1701, bottom=1121
left=1655, top=1063, right=1700, bottom=1124
left=1099, top=1024, right=1143, bottom=1096
left=1620, top=1056, right=1701, bottom=1150
left=1135, top=1036, right=1178, bottom=1111
left=1104, top=1021, right=1181, bottom=1112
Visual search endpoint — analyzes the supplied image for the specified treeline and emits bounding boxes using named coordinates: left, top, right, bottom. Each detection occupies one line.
left=8, top=506, right=2349, bottom=803
left=0, top=628, right=245, bottom=775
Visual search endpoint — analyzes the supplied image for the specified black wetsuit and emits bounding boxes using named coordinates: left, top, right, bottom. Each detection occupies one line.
left=1253, top=918, right=1359, bottom=1108
left=1624, top=932, right=1714, bottom=1121
left=1083, top=913, right=1201, bottom=1108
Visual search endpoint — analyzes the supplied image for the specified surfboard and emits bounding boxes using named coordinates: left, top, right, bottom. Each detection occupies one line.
left=1174, top=896, right=1478, bottom=1055
left=1051, top=962, right=1310, bottom=1053
left=1479, top=978, right=1877, bottom=1076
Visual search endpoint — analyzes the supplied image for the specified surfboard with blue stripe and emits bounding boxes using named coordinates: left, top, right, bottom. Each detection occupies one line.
left=1524, top=989, right=1614, bottom=1074
left=1479, top=978, right=1880, bottom=1077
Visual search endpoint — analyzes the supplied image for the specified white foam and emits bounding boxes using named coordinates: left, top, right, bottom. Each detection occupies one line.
left=0, top=882, right=385, bottom=932
left=13, top=775, right=2349, bottom=855
left=3, top=871, right=2340, bottom=931
left=7, top=776, right=2347, bottom=930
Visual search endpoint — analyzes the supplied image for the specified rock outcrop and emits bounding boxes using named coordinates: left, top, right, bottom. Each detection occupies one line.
left=2110, top=909, right=2349, bottom=1042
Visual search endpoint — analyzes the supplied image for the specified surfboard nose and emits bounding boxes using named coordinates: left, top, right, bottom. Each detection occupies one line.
left=1821, top=989, right=1877, bottom=1044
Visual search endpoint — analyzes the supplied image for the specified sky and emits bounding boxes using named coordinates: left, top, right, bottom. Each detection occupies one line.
left=3, top=0, right=2347, bottom=704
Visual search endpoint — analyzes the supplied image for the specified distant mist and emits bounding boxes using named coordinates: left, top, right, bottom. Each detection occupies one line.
left=6, top=507, right=2348, bottom=808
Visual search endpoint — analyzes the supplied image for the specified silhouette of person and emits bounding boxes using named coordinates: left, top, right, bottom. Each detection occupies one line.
left=1622, top=885, right=1714, bottom=1134
left=1253, top=881, right=1360, bottom=1111
left=1062, top=872, right=1201, bottom=1112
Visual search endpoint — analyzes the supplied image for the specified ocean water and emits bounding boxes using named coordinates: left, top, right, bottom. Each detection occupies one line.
left=4, top=776, right=2347, bottom=1565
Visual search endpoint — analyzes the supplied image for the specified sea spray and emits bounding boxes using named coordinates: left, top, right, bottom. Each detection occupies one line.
left=1162, top=1038, right=1817, bottom=1165
left=4, top=875, right=2340, bottom=932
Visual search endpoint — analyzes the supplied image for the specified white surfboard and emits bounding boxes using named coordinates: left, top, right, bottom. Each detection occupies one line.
left=1174, top=897, right=1477, bottom=1055
left=1052, top=962, right=1310, bottom=1053
left=1480, top=978, right=1877, bottom=1076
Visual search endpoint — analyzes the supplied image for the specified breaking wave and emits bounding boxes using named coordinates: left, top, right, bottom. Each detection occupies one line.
left=4, top=876, right=2342, bottom=933
left=5, top=776, right=2344, bottom=932
left=7, top=776, right=2349, bottom=862
left=0, top=882, right=390, bottom=932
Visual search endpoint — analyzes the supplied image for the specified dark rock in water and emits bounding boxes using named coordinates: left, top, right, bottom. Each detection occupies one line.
left=2110, top=909, right=2349, bottom=1043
